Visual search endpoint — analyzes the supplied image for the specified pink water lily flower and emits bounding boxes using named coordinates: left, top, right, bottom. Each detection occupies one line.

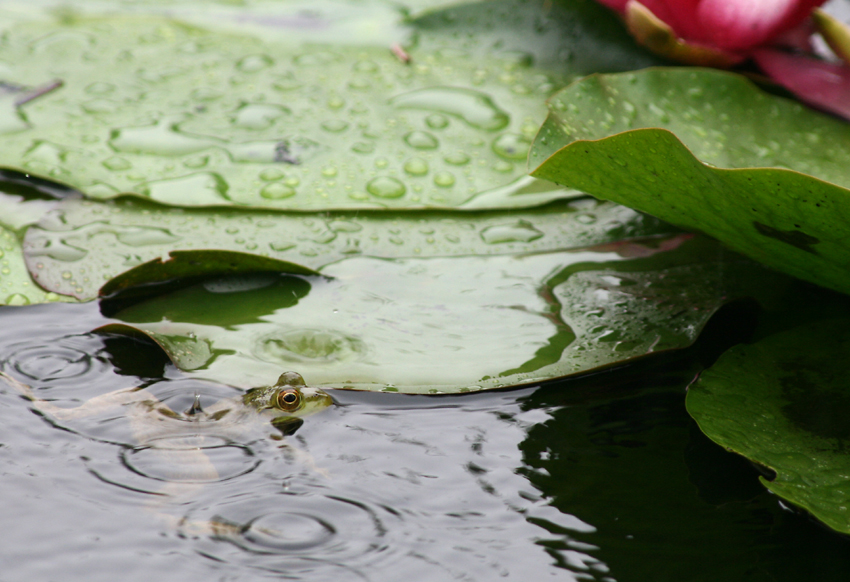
left=597, top=0, right=850, bottom=121
left=598, top=0, right=825, bottom=62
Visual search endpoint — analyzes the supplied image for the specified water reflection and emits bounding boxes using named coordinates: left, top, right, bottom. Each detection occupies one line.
left=0, top=303, right=849, bottom=581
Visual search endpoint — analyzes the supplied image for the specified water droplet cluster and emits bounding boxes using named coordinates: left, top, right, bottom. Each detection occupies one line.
left=23, top=197, right=674, bottom=300
left=0, top=11, right=574, bottom=210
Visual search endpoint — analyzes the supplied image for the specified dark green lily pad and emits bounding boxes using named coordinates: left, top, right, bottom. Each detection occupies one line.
left=24, top=196, right=675, bottom=300
left=99, top=250, right=320, bottom=300
left=101, top=235, right=790, bottom=393
left=530, top=68, right=850, bottom=295
left=0, top=0, right=658, bottom=211
left=687, top=319, right=850, bottom=535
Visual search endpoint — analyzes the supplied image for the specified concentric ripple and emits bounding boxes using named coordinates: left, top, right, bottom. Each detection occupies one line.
left=188, top=492, right=393, bottom=576
left=122, top=436, right=259, bottom=484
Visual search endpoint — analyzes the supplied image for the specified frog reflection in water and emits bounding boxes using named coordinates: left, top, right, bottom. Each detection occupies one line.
left=2, top=370, right=333, bottom=506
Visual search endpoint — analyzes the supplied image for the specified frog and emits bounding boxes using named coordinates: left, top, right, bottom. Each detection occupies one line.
left=0, top=370, right=334, bottom=503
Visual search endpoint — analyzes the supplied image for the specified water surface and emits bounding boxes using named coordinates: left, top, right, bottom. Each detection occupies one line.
left=1, top=303, right=849, bottom=581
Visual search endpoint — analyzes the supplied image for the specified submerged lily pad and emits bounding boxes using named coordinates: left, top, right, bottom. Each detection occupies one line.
left=530, top=68, right=850, bottom=295
left=24, top=196, right=674, bottom=300
left=0, top=0, right=658, bottom=211
left=100, top=236, right=789, bottom=393
left=687, top=319, right=850, bottom=535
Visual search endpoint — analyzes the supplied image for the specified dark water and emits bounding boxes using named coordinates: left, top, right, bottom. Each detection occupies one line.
left=1, top=303, right=849, bottom=582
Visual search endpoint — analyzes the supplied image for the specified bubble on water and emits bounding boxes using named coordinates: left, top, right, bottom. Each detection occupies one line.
left=403, top=158, right=429, bottom=176
left=403, top=131, right=439, bottom=150
left=321, top=166, right=338, bottom=178
left=390, top=87, right=509, bottom=131
left=260, top=183, right=296, bottom=200
left=492, top=133, right=531, bottom=160
left=366, top=176, right=406, bottom=199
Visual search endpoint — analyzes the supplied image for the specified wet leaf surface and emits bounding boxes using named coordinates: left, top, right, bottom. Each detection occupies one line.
left=0, top=0, right=658, bottom=211
left=101, top=236, right=790, bottom=393
left=687, top=319, right=850, bottom=535
left=0, top=223, right=69, bottom=306
left=24, top=197, right=674, bottom=300
left=530, top=68, right=850, bottom=295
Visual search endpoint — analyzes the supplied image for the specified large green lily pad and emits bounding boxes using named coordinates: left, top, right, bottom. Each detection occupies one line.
left=687, top=319, right=850, bottom=535
left=0, top=0, right=658, bottom=211
left=530, top=68, right=850, bottom=295
left=24, top=196, right=674, bottom=300
left=100, top=235, right=790, bottom=393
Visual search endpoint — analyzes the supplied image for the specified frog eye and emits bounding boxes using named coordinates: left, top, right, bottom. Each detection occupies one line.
left=277, top=388, right=302, bottom=411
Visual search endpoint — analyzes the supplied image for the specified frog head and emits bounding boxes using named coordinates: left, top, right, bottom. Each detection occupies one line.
left=242, top=371, right=333, bottom=435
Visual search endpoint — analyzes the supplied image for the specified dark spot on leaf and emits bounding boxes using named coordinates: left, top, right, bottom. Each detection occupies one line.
left=753, top=221, right=820, bottom=254
left=274, top=136, right=325, bottom=164
left=780, top=366, right=850, bottom=445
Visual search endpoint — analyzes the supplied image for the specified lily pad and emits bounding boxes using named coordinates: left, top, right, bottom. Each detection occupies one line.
left=530, top=67, right=850, bottom=295
left=0, top=0, right=658, bottom=211
left=0, top=223, right=68, bottom=306
left=0, top=185, right=73, bottom=306
left=100, top=235, right=790, bottom=393
left=24, top=196, right=674, bottom=300
left=687, top=319, right=850, bottom=535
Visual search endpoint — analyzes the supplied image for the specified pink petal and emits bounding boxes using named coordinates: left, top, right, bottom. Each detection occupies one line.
left=638, top=0, right=707, bottom=44
left=753, top=48, right=850, bottom=120
left=698, top=0, right=826, bottom=51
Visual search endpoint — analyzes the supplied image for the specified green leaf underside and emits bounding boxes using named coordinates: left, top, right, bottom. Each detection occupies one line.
left=687, top=319, right=850, bottom=535
left=24, top=197, right=675, bottom=300
left=0, top=0, right=659, bottom=211
left=530, top=68, right=850, bottom=295
left=104, top=236, right=789, bottom=393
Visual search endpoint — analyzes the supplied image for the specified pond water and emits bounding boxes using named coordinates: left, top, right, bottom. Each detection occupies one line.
left=1, top=302, right=849, bottom=581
